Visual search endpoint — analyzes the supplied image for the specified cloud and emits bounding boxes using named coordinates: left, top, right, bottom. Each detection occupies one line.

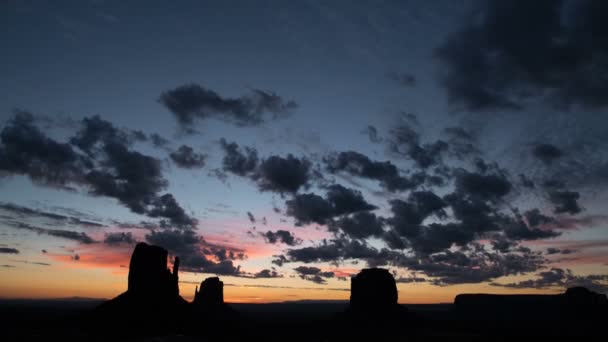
left=0, top=202, right=105, bottom=228
left=549, top=190, right=582, bottom=215
left=104, top=232, right=136, bottom=246
left=147, top=193, right=197, bottom=229
left=247, top=212, right=256, bottom=224
left=491, top=268, right=608, bottom=293
left=397, top=246, right=546, bottom=285
left=169, top=145, right=206, bottom=169
left=150, top=133, right=169, bottom=148
left=546, top=248, right=575, bottom=255
left=70, top=115, right=143, bottom=155
left=454, top=169, right=512, bottom=200
left=257, top=154, right=311, bottom=193
left=251, top=269, right=282, bottom=279
left=218, top=138, right=259, bottom=176
left=145, top=229, right=242, bottom=275
left=363, top=125, right=382, bottom=143
left=8, top=222, right=96, bottom=244
left=159, top=83, right=297, bottom=128
left=328, top=212, right=384, bottom=240
left=260, top=230, right=302, bottom=246
left=294, top=266, right=335, bottom=284
left=435, top=0, right=608, bottom=111
left=0, top=247, right=19, bottom=254
left=9, top=260, right=51, bottom=266
left=388, top=191, right=447, bottom=239
left=0, top=111, right=87, bottom=187
left=532, top=144, right=564, bottom=165
left=325, top=151, right=424, bottom=191
left=388, top=120, right=448, bottom=169
left=285, top=238, right=387, bottom=266
left=285, top=184, right=377, bottom=225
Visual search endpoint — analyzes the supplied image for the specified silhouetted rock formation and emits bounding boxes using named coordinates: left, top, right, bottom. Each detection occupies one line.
left=350, top=268, right=398, bottom=312
left=455, top=287, right=608, bottom=321
left=337, top=268, right=416, bottom=338
left=187, top=276, right=239, bottom=337
left=193, top=277, right=224, bottom=307
left=94, top=243, right=188, bottom=334
left=564, top=286, right=608, bottom=307
left=127, top=243, right=180, bottom=298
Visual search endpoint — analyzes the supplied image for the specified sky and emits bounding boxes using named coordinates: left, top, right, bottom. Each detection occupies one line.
left=1, top=0, right=607, bottom=304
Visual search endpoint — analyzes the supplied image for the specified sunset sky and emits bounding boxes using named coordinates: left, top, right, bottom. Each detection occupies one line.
left=1, top=0, right=607, bottom=303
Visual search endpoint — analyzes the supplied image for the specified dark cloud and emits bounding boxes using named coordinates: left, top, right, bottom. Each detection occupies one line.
left=328, top=212, right=384, bottom=240
left=286, top=193, right=334, bottom=225
left=218, top=139, right=259, bottom=176
left=271, top=255, right=288, bottom=267
left=523, top=209, right=552, bottom=227
left=491, top=268, right=608, bottom=293
left=293, top=266, right=334, bottom=284
left=85, top=141, right=196, bottom=228
left=285, top=184, right=377, bottom=225
left=389, top=123, right=448, bottom=169
left=549, top=190, right=582, bottom=214
left=325, top=184, right=377, bottom=216
left=325, top=151, right=423, bottom=191
left=285, top=238, right=388, bottom=267
left=8, top=222, right=96, bottom=244
left=70, top=115, right=140, bottom=154
left=443, top=126, right=479, bottom=158
left=0, top=202, right=105, bottom=228
left=388, top=71, right=417, bottom=87
left=532, top=144, right=564, bottom=165
left=435, top=0, right=608, bottom=111
left=546, top=247, right=575, bottom=255
left=84, top=142, right=165, bottom=212
left=388, top=191, right=447, bottom=239
left=397, top=246, right=546, bottom=285
left=0, top=247, right=19, bottom=254
left=257, top=154, right=311, bottom=193
left=148, top=194, right=197, bottom=229
left=145, top=229, right=241, bottom=275
left=150, top=133, right=169, bottom=148
left=454, top=169, right=512, bottom=200
left=247, top=212, right=256, bottom=224
left=159, top=83, right=297, bottom=128
left=519, top=174, right=535, bottom=188
left=504, top=220, right=561, bottom=241
left=0, top=111, right=87, bottom=187
left=251, top=269, right=282, bottom=278
left=395, top=276, right=427, bottom=283
left=363, top=125, right=382, bottom=143
left=104, top=232, right=136, bottom=246
left=0, top=113, right=194, bottom=229
left=260, top=230, right=301, bottom=246
left=169, top=145, right=206, bottom=169
left=9, top=260, right=51, bottom=266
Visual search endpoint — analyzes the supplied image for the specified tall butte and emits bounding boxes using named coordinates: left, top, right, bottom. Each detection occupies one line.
left=96, top=243, right=188, bottom=324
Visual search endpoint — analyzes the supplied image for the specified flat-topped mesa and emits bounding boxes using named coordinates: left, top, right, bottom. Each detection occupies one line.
left=350, top=268, right=398, bottom=312
left=563, top=286, right=608, bottom=307
left=455, top=287, right=608, bottom=320
left=127, top=242, right=179, bottom=298
left=193, top=277, right=224, bottom=307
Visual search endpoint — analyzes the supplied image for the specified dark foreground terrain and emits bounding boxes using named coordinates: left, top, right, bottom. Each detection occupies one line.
left=1, top=298, right=606, bottom=340
left=3, top=243, right=605, bottom=340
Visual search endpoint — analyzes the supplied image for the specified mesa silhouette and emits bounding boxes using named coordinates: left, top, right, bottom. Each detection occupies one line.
left=76, top=242, right=608, bottom=338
